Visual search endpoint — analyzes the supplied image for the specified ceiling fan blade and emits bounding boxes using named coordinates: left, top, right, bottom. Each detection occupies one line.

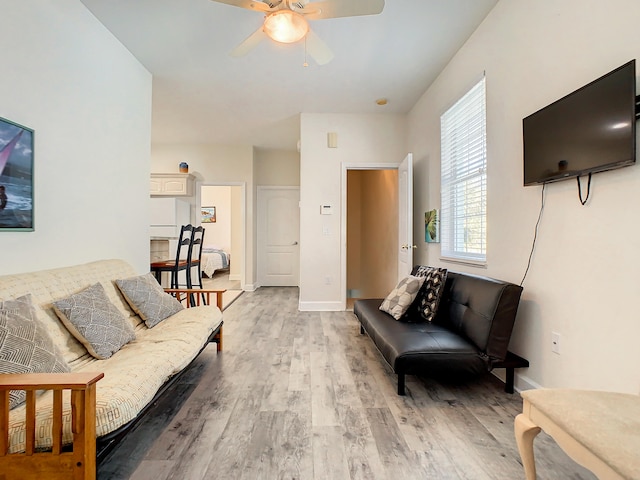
left=302, top=0, right=384, bottom=20
left=210, top=0, right=272, bottom=13
left=230, top=26, right=267, bottom=57
left=305, top=29, right=333, bottom=65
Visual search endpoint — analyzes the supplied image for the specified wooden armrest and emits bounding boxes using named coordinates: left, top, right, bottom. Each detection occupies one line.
left=164, top=288, right=226, bottom=309
left=0, top=372, right=104, bottom=390
left=0, top=372, right=104, bottom=480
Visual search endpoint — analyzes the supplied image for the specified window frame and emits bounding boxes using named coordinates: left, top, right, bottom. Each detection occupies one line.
left=439, top=76, right=487, bottom=266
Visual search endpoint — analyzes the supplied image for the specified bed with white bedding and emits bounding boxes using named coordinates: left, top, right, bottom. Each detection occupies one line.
left=201, top=248, right=230, bottom=277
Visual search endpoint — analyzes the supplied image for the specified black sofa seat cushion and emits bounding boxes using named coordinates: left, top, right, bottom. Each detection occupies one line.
left=355, top=299, right=488, bottom=378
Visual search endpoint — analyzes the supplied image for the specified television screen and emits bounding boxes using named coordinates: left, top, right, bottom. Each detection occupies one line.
left=523, top=60, right=636, bottom=186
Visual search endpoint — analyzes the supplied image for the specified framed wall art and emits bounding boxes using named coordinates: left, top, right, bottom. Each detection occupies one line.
left=201, top=206, right=216, bottom=223
left=0, top=117, right=34, bottom=231
left=425, top=209, right=439, bottom=243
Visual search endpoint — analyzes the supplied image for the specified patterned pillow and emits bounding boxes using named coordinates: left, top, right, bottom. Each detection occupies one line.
left=115, top=273, right=184, bottom=328
left=411, top=266, right=448, bottom=322
left=379, top=275, right=426, bottom=320
left=0, top=294, right=70, bottom=409
left=52, top=283, right=136, bottom=360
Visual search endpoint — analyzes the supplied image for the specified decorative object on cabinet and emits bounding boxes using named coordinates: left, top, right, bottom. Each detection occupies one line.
left=178, top=162, right=188, bottom=173
left=150, top=173, right=195, bottom=196
left=201, top=206, right=216, bottom=223
left=0, top=117, right=34, bottom=232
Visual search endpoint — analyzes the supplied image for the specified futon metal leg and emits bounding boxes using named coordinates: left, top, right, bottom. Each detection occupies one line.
left=397, top=373, right=406, bottom=396
left=505, top=367, right=515, bottom=394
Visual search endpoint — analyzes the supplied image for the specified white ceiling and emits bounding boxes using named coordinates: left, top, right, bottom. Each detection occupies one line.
left=80, top=0, right=498, bottom=151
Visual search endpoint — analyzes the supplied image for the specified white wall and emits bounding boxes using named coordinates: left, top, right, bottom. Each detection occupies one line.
left=408, top=0, right=640, bottom=393
left=0, top=1, right=152, bottom=275
left=299, top=113, right=407, bottom=310
left=151, top=143, right=255, bottom=288
left=201, top=186, right=232, bottom=252
left=230, top=185, right=243, bottom=281
left=254, top=148, right=300, bottom=186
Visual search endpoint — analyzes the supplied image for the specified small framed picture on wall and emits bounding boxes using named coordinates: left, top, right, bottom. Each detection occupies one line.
left=425, top=209, right=439, bottom=243
left=201, top=206, right=216, bottom=223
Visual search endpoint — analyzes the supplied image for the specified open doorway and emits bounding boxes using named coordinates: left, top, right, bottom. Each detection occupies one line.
left=346, top=169, right=399, bottom=310
left=199, top=184, right=245, bottom=293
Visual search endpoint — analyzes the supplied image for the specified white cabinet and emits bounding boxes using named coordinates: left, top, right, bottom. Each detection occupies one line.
left=150, top=197, right=191, bottom=238
left=150, top=239, right=171, bottom=262
left=150, top=173, right=195, bottom=196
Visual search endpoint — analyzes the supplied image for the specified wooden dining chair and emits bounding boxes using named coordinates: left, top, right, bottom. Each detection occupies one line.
left=150, top=224, right=193, bottom=289
left=187, top=225, right=206, bottom=304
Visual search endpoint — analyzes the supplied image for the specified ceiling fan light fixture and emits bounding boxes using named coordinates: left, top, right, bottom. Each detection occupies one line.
left=263, top=10, right=309, bottom=44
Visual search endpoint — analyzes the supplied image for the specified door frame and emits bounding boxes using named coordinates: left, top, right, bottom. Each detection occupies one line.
left=340, top=162, right=401, bottom=311
left=197, top=182, right=247, bottom=290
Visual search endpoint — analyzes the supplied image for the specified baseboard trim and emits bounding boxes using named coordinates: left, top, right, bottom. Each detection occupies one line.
left=491, top=370, right=541, bottom=393
left=298, top=301, right=343, bottom=311
left=513, top=374, right=541, bottom=392
left=229, top=274, right=241, bottom=281
left=243, top=284, right=257, bottom=292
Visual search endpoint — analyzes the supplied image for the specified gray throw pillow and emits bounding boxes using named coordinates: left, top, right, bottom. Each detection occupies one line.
left=53, top=283, right=136, bottom=360
left=0, top=294, right=70, bottom=409
left=379, top=275, right=426, bottom=320
left=411, top=266, right=448, bottom=322
left=116, top=273, right=184, bottom=328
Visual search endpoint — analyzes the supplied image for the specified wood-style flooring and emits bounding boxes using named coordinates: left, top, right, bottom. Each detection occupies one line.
left=201, top=271, right=243, bottom=310
left=98, top=287, right=595, bottom=480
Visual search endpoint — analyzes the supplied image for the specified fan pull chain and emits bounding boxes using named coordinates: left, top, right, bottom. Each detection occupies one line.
left=303, top=36, right=309, bottom=67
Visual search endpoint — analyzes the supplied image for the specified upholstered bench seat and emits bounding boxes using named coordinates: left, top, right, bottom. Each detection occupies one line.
left=515, top=388, right=640, bottom=479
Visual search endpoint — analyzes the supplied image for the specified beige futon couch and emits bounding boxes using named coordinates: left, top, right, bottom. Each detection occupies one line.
left=0, top=259, right=223, bottom=480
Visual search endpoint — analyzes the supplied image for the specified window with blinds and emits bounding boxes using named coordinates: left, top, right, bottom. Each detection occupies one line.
left=440, top=76, right=487, bottom=263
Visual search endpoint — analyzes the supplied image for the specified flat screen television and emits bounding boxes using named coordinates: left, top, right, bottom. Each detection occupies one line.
left=523, top=60, right=636, bottom=186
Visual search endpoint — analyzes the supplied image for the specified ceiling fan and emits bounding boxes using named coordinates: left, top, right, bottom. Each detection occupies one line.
left=211, top=0, right=385, bottom=65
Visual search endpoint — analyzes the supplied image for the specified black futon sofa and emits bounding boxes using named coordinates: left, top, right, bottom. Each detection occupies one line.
left=354, top=268, right=527, bottom=395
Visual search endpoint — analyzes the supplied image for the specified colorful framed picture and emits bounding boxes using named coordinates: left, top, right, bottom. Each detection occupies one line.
left=0, top=117, right=34, bottom=231
left=425, top=209, right=439, bottom=243
left=201, top=206, right=216, bottom=223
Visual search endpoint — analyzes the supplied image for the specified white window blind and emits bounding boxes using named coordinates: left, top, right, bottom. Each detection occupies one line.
left=440, top=76, right=487, bottom=263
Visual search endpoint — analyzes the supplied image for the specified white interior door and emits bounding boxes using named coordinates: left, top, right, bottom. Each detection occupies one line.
left=398, top=153, right=414, bottom=280
left=257, top=187, right=300, bottom=287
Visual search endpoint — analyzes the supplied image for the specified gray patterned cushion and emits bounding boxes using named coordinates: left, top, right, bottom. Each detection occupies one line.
left=0, top=294, right=70, bottom=409
left=379, top=275, right=426, bottom=320
left=410, top=266, right=448, bottom=322
left=115, top=273, right=184, bottom=328
left=52, top=283, right=136, bottom=360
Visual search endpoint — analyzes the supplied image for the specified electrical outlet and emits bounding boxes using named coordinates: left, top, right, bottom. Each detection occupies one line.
left=324, top=276, right=332, bottom=285
left=551, top=332, right=561, bottom=354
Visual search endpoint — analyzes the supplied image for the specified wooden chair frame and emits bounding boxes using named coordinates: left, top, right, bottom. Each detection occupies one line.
left=164, top=287, right=225, bottom=309
left=515, top=397, right=626, bottom=480
left=164, top=287, right=225, bottom=351
left=0, top=372, right=104, bottom=480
